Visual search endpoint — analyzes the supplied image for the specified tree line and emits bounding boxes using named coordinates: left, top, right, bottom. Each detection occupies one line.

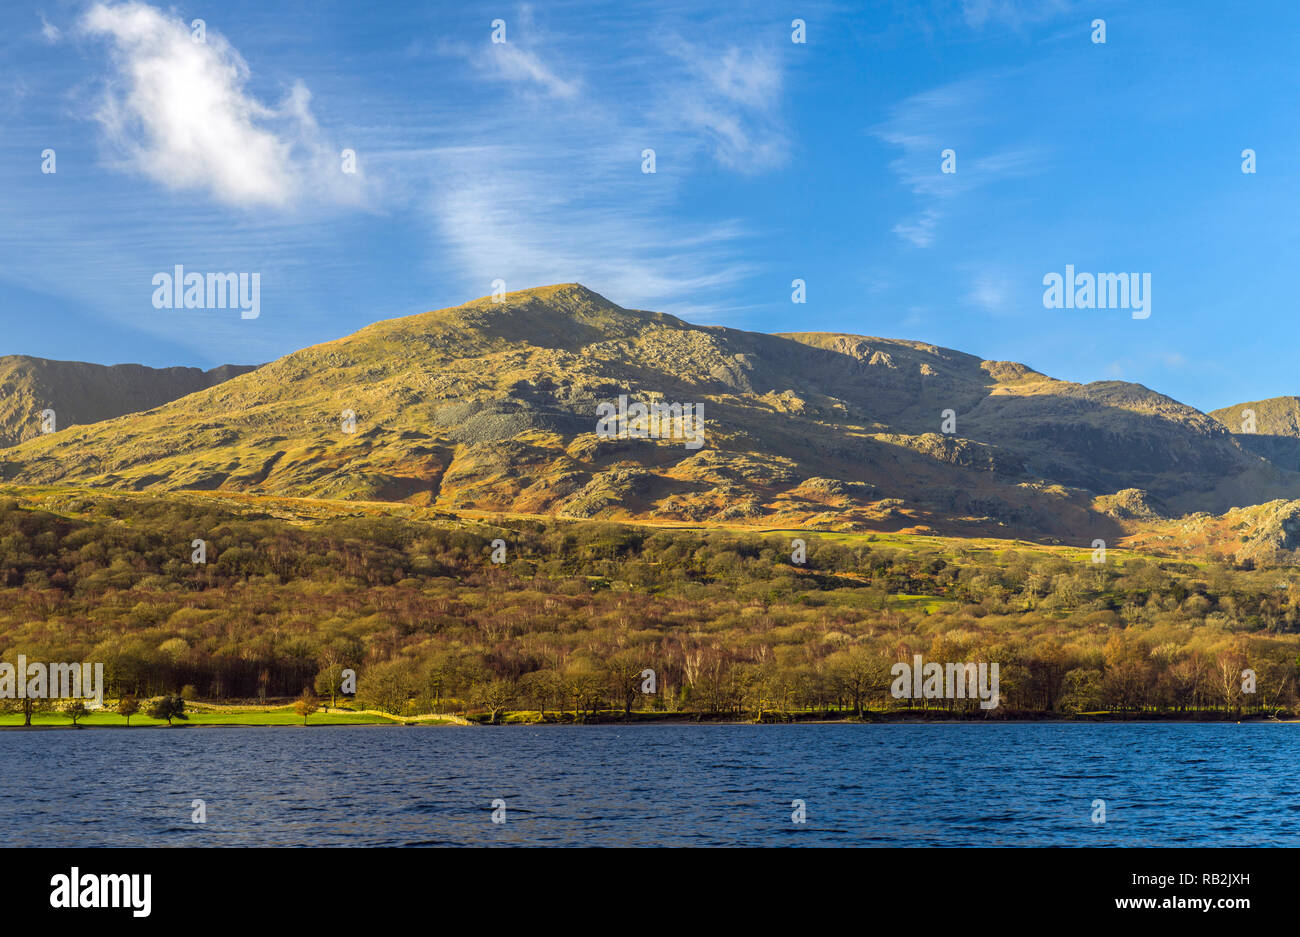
left=0, top=491, right=1297, bottom=719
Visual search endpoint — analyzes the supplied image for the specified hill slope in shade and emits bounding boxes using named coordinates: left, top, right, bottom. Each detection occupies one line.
left=3, top=283, right=1299, bottom=542
left=0, top=356, right=258, bottom=448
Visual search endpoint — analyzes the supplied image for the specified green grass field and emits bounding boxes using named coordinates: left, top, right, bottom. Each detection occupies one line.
left=0, top=706, right=465, bottom=728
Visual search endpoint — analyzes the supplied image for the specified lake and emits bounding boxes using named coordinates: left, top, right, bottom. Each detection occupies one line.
left=1, top=723, right=1293, bottom=846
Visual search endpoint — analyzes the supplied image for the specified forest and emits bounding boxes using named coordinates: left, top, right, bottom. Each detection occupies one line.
left=0, top=488, right=1297, bottom=721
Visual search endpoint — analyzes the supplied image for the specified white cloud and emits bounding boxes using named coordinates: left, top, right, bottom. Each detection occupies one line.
left=481, top=43, right=580, bottom=99
left=894, top=208, right=941, bottom=248
left=663, top=40, right=788, bottom=174
left=79, top=1, right=364, bottom=210
left=39, top=13, right=61, bottom=42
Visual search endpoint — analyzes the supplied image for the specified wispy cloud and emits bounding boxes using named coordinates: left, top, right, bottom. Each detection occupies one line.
left=893, top=208, right=941, bottom=248
left=967, top=270, right=1010, bottom=312
left=478, top=42, right=581, bottom=99
left=427, top=143, right=753, bottom=315
left=959, top=0, right=1074, bottom=30
left=1106, top=350, right=1193, bottom=381
left=39, top=12, right=61, bottom=43
left=79, top=1, right=366, bottom=210
left=419, top=12, right=791, bottom=314
left=872, top=74, right=1048, bottom=246
left=445, top=7, right=583, bottom=102
left=660, top=38, right=788, bottom=174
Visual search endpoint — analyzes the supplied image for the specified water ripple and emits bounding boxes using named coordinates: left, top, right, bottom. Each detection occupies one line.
left=0, top=723, right=1297, bottom=846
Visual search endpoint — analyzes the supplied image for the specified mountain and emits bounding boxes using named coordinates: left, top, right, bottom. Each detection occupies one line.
left=0, top=356, right=258, bottom=448
left=1208, top=396, right=1300, bottom=473
left=2, top=283, right=1299, bottom=542
left=1210, top=396, right=1300, bottom=436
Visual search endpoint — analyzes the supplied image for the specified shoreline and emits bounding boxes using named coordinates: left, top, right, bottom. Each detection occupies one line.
left=1, top=711, right=1291, bottom=729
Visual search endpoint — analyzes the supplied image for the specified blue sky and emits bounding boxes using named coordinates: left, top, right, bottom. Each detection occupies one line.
left=1, top=0, right=1298, bottom=413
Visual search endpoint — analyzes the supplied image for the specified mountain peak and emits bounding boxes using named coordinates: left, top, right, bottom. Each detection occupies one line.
left=350, top=281, right=658, bottom=356
left=459, top=282, right=622, bottom=315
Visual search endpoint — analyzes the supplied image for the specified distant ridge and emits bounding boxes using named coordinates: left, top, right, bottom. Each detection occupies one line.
left=0, top=356, right=259, bottom=447
left=1209, top=396, right=1300, bottom=473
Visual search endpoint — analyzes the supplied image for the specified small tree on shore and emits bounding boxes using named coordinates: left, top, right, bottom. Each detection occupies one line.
left=355, top=661, right=418, bottom=715
left=64, top=700, right=88, bottom=727
left=1, top=698, right=50, bottom=727
left=294, top=687, right=320, bottom=725
left=147, top=695, right=187, bottom=725
left=117, top=695, right=139, bottom=726
left=470, top=679, right=517, bottom=724
left=314, top=664, right=345, bottom=710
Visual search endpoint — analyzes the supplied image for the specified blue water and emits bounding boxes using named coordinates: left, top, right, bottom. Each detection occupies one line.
left=1, top=723, right=1293, bottom=846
